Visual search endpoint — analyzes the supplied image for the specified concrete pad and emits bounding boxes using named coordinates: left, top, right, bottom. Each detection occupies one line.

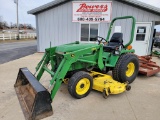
left=0, top=53, right=160, bottom=120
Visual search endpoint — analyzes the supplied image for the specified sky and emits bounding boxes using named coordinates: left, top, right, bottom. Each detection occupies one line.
left=0, top=0, right=53, bottom=27
left=0, top=0, right=160, bottom=31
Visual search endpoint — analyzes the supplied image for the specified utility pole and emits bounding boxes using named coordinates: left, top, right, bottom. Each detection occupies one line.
left=15, top=0, right=19, bottom=40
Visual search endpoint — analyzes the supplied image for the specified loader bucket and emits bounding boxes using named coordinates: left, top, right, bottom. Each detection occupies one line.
left=14, top=68, right=53, bottom=120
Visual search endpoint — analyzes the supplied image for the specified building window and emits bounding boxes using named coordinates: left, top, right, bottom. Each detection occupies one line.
left=136, top=26, right=146, bottom=41
left=81, top=24, right=99, bottom=41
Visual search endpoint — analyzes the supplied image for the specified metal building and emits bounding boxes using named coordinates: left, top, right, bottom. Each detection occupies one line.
left=28, top=0, right=160, bottom=56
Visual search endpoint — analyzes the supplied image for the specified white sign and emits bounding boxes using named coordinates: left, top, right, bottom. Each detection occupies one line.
left=72, top=1, right=112, bottom=22
left=138, top=29, right=145, bottom=33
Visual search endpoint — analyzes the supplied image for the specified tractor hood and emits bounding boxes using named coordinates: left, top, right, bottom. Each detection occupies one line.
left=55, top=43, right=99, bottom=53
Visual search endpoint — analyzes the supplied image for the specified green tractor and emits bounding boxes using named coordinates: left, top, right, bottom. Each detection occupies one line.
left=14, top=16, right=139, bottom=120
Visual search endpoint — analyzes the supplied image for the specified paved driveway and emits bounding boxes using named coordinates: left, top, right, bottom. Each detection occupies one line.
left=0, top=40, right=37, bottom=64
left=0, top=54, right=159, bottom=120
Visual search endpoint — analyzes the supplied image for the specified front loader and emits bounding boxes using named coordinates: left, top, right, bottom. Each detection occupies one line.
left=14, top=16, right=139, bottom=120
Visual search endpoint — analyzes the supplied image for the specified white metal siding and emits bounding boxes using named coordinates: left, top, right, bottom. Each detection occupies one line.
left=36, top=0, right=160, bottom=52
left=37, top=2, right=79, bottom=52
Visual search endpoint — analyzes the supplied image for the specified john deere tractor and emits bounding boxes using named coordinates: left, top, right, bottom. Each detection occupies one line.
left=14, top=16, right=139, bottom=120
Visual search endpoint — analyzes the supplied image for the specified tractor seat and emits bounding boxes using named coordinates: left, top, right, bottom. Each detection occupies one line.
left=103, top=33, right=123, bottom=52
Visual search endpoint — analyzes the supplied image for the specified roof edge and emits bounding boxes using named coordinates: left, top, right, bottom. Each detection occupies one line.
left=28, top=0, right=68, bottom=15
left=28, top=0, right=160, bottom=15
left=119, top=0, right=160, bottom=15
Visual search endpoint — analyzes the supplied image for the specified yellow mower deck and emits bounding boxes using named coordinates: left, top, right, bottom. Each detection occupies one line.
left=64, top=71, right=131, bottom=98
left=90, top=71, right=130, bottom=98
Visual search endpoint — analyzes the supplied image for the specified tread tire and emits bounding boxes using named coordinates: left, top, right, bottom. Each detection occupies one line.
left=112, top=53, right=139, bottom=84
left=68, top=71, right=93, bottom=99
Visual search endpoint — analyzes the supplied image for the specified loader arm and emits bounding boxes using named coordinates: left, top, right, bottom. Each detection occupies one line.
left=14, top=43, right=104, bottom=120
left=35, top=44, right=104, bottom=100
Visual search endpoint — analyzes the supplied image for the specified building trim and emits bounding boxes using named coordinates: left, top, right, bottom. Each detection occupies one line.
left=28, top=0, right=160, bottom=15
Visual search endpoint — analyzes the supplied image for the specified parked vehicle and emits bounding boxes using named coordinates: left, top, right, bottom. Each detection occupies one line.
left=14, top=16, right=139, bottom=120
left=154, top=38, right=160, bottom=48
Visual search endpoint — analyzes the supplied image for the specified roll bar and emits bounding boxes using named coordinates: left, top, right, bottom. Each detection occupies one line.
left=106, top=16, right=136, bottom=48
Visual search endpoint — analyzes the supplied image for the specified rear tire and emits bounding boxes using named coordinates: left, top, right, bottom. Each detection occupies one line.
left=112, top=53, right=139, bottom=84
left=112, top=54, right=126, bottom=82
left=68, top=71, right=93, bottom=99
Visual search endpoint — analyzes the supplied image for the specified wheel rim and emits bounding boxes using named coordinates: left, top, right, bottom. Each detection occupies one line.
left=126, top=62, right=135, bottom=77
left=76, top=78, right=90, bottom=95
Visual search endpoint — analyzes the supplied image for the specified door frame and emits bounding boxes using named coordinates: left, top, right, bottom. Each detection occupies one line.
left=148, top=21, right=155, bottom=55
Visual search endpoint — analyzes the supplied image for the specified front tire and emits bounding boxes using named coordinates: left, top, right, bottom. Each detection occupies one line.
left=112, top=53, right=139, bottom=84
left=68, top=71, right=93, bottom=99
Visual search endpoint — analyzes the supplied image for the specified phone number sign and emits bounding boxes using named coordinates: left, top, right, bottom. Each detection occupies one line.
left=72, top=1, right=112, bottom=22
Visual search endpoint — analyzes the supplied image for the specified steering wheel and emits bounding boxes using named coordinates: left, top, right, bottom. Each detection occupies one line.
left=95, top=36, right=107, bottom=45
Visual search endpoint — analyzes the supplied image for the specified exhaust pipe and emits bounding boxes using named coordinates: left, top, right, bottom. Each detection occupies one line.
left=14, top=68, right=53, bottom=120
